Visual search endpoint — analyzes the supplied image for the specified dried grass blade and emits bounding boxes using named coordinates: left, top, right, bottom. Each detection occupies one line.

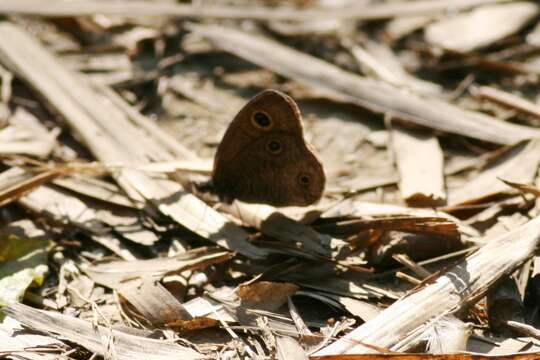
left=0, top=169, right=58, bottom=207
left=0, top=0, right=510, bottom=21
left=449, top=139, right=540, bottom=205
left=191, top=25, right=540, bottom=145
left=314, top=215, right=540, bottom=355
left=390, top=124, right=446, bottom=206
left=0, top=22, right=266, bottom=259
left=3, top=303, right=204, bottom=359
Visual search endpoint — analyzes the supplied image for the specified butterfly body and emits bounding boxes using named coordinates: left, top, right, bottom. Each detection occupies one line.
left=211, top=90, right=325, bottom=207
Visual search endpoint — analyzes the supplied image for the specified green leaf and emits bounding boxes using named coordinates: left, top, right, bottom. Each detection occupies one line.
left=0, top=234, right=50, bottom=307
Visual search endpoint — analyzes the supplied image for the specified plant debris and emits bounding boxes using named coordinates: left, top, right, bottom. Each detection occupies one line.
left=2, top=1, right=540, bottom=359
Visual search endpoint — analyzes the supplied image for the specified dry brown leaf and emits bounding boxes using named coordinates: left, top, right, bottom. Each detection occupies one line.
left=237, top=281, right=299, bottom=312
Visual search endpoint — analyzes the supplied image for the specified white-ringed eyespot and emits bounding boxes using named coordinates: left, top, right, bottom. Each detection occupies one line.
left=251, top=111, right=272, bottom=129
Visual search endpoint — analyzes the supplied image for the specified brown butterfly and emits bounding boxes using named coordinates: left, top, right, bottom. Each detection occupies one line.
left=210, top=89, right=325, bottom=207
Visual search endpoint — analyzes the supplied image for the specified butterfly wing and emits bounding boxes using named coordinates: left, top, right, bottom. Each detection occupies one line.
left=212, top=90, right=325, bottom=206
left=214, top=134, right=324, bottom=206
left=213, top=90, right=303, bottom=165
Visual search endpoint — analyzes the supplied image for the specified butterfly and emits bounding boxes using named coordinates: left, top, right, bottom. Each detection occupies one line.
left=210, top=89, right=325, bottom=207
